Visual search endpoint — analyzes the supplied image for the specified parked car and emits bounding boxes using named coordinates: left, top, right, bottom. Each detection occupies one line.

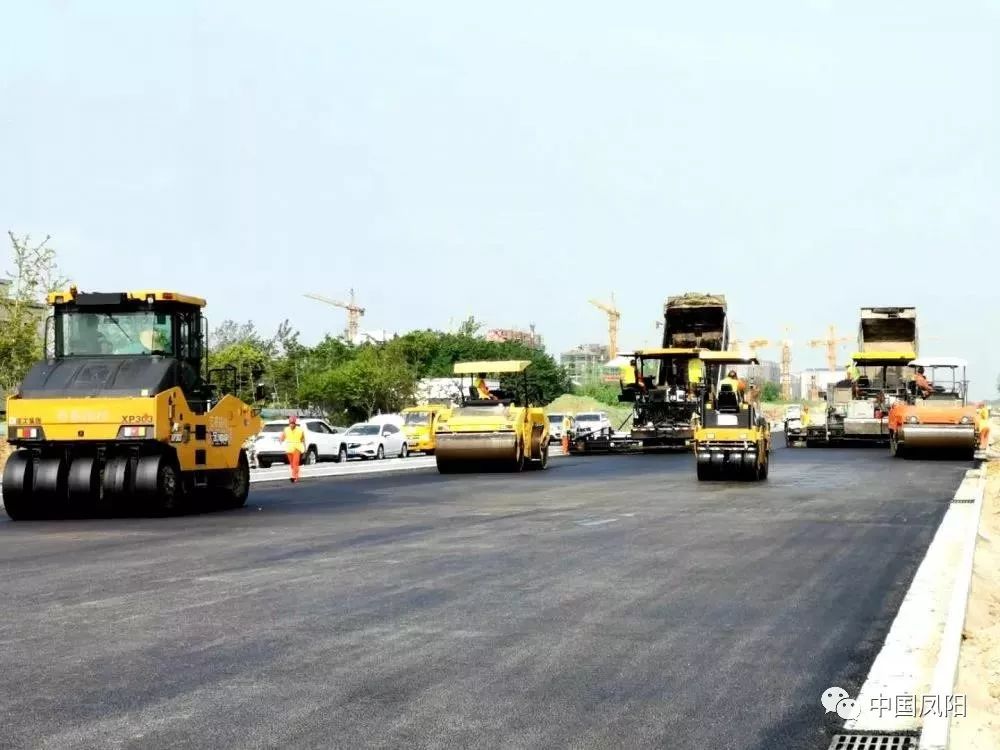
left=573, top=411, right=612, bottom=436
left=253, top=418, right=347, bottom=468
left=337, top=422, right=409, bottom=461
left=547, top=413, right=575, bottom=439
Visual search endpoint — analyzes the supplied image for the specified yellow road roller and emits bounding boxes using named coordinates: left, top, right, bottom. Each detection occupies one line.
left=2, top=287, right=262, bottom=519
left=692, top=352, right=771, bottom=481
left=433, top=360, right=550, bottom=473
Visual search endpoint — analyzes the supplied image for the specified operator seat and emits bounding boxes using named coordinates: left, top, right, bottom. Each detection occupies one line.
left=717, top=385, right=740, bottom=414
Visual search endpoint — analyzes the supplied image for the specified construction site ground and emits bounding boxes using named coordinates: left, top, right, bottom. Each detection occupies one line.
left=0, top=444, right=971, bottom=749
left=951, top=442, right=1000, bottom=749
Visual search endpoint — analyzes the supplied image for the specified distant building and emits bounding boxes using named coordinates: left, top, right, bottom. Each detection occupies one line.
left=560, top=343, right=609, bottom=383
left=486, top=327, right=543, bottom=349
left=797, top=368, right=846, bottom=400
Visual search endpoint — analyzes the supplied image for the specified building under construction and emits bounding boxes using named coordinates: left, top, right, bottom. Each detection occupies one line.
left=560, top=344, right=609, bottom=383
left=486, top=327, right=544, bottom=349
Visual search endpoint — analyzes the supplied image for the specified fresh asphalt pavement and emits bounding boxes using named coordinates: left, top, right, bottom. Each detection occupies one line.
left=0, top=444, right=971, bottom=749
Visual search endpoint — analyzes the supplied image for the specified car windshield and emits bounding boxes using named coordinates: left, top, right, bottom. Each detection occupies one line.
left=58, top=311, right=174, bottom=356
left=547, top=415, right=562, bottom=422
left=404, top=412, right=431, bottom=425
left=261, top=424, right=286, bottom=433
left=346, top=425, right=380, bottom=436
left=576, top=414, right=601, bottom=421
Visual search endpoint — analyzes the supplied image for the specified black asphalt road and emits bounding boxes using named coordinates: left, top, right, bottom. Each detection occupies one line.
left=0, top=446, right=970, bottom=750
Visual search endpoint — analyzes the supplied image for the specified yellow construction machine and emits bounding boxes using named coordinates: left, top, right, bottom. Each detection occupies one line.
left=401, top=403, right=452, bottom=455
left=433, top=360, right=550, bottom=473
left=2, top=288, right=262, bottom=519
left=692, top=352, right=771, bottom=481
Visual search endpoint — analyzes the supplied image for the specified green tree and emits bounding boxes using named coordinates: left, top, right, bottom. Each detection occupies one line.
left=300, top=344, right=415, bottom=421
left=0, top=232, right=67, bottom=394
left=761, top=381, right=781, bottom=401
left=207, top=341, right=270, bottom=404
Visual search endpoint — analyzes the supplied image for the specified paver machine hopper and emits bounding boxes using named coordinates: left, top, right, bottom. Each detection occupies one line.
left=433, top=360, right=550, bottom=473
left=2, top=288, right=263, bottom=519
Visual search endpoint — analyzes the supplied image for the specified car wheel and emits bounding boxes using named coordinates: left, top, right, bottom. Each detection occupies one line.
left=257, top=458, right=272, bottom=469
left=304, top=446, right=318, bottom=465
left=377, top=445, right=385, bottom=460
left=400, top=443, right=408, bottom=458
left=339, top=445, right=348, bottom=463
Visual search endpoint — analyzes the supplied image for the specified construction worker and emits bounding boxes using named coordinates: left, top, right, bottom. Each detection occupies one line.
left=720, top=369, right=741, bottom=401
left=912, top=366, right=933, bottom=399
left=475, top=373, right=496, bottom=400
left=561, top=414, right=573, bottom=453
left=620, top=359, right=637, bottom=388
left=801, top=406, right=811, bottom=427
left=687, top=357, right=704, bottom=398
left=279, top=415, right=306, bottom=483
left=977, top=402, right=991, bottom=451
left=846, top=360, right=861, bottom=398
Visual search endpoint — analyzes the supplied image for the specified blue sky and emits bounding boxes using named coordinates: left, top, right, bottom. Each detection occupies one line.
left=2, top=1, right=998, bottom=396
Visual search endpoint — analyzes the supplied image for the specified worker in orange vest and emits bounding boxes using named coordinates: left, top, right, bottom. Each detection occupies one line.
left=279, top=415, right=306, bottom=483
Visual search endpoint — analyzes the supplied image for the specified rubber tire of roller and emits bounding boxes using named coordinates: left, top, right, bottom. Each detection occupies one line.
left=34, top=456, right=70, bottom=516
left=68, top=456, right=102, bottom=515
left=224, top=450, right=250, bottom=509
left=528, top=440, right=549, bottom=470
left=512, top=440, right=525, bottom=472
left=102, top=455, right=135, bottom=511
left=2, top=451, right=39, bottom=520
left=135, top=454, right=182, bottom=515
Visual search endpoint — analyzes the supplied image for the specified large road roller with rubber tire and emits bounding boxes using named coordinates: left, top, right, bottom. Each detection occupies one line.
left=2, top=287, right=263, bottom=519
left=692, top=352, right=771, bottom=481
left=433, top=360, right=550, bottom=473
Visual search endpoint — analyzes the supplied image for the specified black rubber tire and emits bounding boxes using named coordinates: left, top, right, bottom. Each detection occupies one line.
left=135, top=454, right=182, bottom=515
left=376, top=445, right=384, bottom=460
left=528, top=440, right=549, bottom=470
left=512, top=440, right=525, bottom=472
left=339, top=445, right=348, bottom=463
left=696, top=461, right=711, bottom=481
left=304, top=446, right=318, bottom=465
left=760, top=452, right=769, bottom=480
left=222, top=450, right=250, bottom=509
left=436, top=459, right=456, bottom=474
left=67, top=456, right=102, bottom=516
left=34, top=455, right=70, bottom=516
left=400, top=443, right=408, bottom=458
left=2, top=451, right=38, bottom=520
left=257, top=458, right=272, bottom=469
left=102, top=455, right=135, bottom=512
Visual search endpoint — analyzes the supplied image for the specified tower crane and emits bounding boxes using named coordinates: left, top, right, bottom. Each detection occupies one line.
left=589, top=294, right=621, bottom=360
left=304, top=289, right=365, bottom=342
left=808, top=325, right=851, bottom=371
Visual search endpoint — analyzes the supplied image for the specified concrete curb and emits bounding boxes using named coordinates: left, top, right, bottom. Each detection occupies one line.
left=918, top=466, right=988, bottom=750
left=841, top=464, right=987, bottom=741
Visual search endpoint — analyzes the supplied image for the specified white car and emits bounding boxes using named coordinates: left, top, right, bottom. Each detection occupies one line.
left=253, top=418, right=347, bottom=468
left=573, top=411, right=612, bottom=436
left=337, top=422, right=408, bottom=460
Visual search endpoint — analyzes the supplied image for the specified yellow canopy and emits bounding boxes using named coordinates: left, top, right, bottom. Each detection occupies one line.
left=629, top=347, right=702, bottom=359
left=699, top=351, right=760, bottom=365
left=453, top=360, right=532, bottom=374
left=850, top=351, right=917, bottom=364
left=47, top=287, right=207, bottom=307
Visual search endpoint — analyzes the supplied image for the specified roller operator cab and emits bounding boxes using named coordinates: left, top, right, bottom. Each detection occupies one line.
left=433, top=360, right=550, bottom=473
left=692, top=352, right=771, bottom=481
left=887, top=357, right=978, bottom=459
left=2, top=288, right=263, bottom=519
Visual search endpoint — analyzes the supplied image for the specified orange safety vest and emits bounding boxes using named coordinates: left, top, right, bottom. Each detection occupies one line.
left=281, top=424, right=305, bottom=453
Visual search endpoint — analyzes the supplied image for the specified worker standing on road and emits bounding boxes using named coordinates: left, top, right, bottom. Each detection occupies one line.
left=561, top=414, right=573, bottom=453
left=279, top=415, right=306, bottom=483
left=977, top=402, right=991, bottom=451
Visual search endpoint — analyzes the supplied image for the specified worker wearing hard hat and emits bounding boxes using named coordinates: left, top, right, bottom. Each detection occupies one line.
left=720, top=369, right=743, bottom=402
left=620, top=359, right=637, bottom=388
left=279, top=415, right=306, bottom=483
left=561, top=414, right=573, bottom=453
left=801, top=406, right=811, bottom=427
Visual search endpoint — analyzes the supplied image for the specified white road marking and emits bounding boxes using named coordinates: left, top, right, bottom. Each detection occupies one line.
left=578, top=518, right=618, bottom=526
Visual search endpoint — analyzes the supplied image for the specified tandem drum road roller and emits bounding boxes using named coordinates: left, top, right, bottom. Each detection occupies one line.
left=2, top=288, right=263, bottom=519
left=433, top=360, right=550, bottom=473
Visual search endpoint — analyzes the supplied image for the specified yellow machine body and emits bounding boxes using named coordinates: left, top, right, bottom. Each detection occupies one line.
left=692, top=352, right=772, bottom=481
left=2, top=287, right=262, bottom=519
left=401, top=404, right=452, bottom=454
left=433, top=360, right=550, bottom=473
